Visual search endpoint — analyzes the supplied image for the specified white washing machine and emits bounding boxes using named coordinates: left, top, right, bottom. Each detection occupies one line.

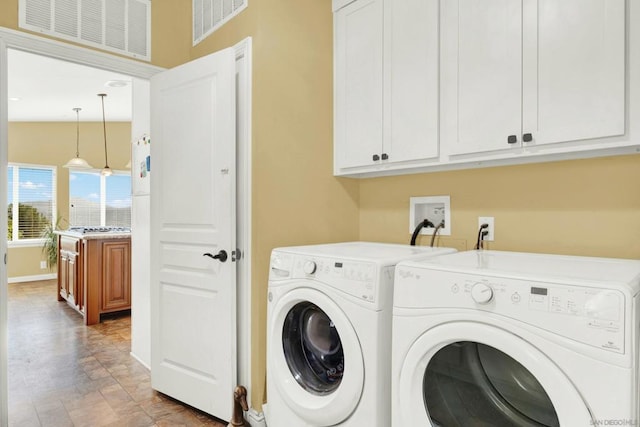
left=392, top=250, right=640, bottom=427
left=266, top=242, right=456, bottom=427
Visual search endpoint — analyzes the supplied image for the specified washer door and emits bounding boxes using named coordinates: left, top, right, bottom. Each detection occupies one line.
left=269, top=287, right=364, bottom=425
left=397, top=322, right=592, bottom=426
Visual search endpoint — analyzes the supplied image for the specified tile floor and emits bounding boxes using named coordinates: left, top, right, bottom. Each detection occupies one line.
left=8, top=280, right=226, bottom=427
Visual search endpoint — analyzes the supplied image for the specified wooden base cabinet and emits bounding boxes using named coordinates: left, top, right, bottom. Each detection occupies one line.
left=84, top=238, right=131, bottom=325
left=57, top=234, right=131, bottom=325
left=57, top=236, right=83, bottom=313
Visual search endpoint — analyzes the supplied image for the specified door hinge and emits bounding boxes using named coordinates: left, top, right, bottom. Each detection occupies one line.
left=4, top=253, right=7, bottom=265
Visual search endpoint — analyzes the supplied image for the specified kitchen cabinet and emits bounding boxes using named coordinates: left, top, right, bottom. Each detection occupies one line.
left=84, top=238, right=131, bottom=325
left=57, top=236, right=83, bottom=312
left=333, top=0, right=439, bottom=175
left=56, top=231, right=131, bottom=325
left=440, top=0, right=625, bottom=157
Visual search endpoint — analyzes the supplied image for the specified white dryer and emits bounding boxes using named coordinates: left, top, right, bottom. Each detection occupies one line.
left=266, top=242, right=456, bottom=427
left=392, top=250, right=640, bottom=427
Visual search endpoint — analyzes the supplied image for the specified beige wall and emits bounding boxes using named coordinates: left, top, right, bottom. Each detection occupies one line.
left=8, top=121, right=131, bottom=278
left=360, top=155, right=640, bottom=259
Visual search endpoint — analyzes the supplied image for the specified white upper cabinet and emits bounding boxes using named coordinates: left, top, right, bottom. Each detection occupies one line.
left=334, top=0, right=439, bottom=175
left=386, top=0, right=440, bottom=164
left=334, top=0, right=631, bottom=177
left=524, top=0, right=625, bottom=146
left=334, top=0, right=384, bottom=171
left=441, top=0, right=625, bottom=157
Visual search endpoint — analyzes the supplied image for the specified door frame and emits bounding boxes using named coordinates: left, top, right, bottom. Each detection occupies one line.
left=0, top=27, right=253, bottom=425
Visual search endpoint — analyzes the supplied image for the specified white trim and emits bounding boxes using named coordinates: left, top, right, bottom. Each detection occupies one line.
left=246, top=408, right=266, bottom=427
left=0, top=26, right=163, bottom=78
left=8, top=273, right=56, bottom=284
left=234, top=36, right=253, bottom=407
left=129, top=351, right=151, bottom=371
left=0, top=36, right=9, bottom=427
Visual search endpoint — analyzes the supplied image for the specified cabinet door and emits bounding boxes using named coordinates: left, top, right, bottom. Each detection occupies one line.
left=59, top=251, right=69, bottom=299
left=101, top=241, right=131, bottom=312
left=522, top=0, right=625, bottom=146
left=334, top=0, right=383, bottom=171
left=441, top=0, right=523, bottom=155
left=67, top=253, right=76, bottom=306
left=386, top=0, right=439, bottom=163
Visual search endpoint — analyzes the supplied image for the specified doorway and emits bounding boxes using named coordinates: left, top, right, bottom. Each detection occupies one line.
left=0, top=30, right=253, bottom=425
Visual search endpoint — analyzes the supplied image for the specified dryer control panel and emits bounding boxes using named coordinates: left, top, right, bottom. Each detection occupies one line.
left=395, top=268, right=628, bottom=354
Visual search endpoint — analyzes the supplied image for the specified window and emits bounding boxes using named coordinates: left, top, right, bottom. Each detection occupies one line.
left=7, top=164, right=57, bottom=244
left=193, top=0, right=247, bottom=45
left=70, top=171, right=131, bottom=227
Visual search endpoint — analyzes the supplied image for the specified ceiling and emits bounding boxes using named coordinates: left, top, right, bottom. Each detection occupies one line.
left=8, top=48, right=133, bottom=122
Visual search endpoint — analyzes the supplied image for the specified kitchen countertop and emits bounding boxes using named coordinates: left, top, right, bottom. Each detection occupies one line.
left=54, top=229, right=131, bottom=240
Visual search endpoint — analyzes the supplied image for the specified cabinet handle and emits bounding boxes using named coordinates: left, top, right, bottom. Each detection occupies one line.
left=381, top=153, right=389, bottom=160
left=372, top=154, right=380, bottom=161
left=507, top=135, right=518, bottom=144
left=523, top=133, right=533, bottom=142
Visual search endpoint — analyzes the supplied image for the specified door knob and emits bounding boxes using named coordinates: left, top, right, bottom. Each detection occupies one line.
left=507, top=135, right=518, bottom=144
left=203, top=250, right=228, bottom=263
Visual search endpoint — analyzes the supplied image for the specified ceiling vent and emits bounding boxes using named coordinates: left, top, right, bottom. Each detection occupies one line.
left=19, top=0, right=151, bottom=61
left=193, top=0, right=247, bottom=46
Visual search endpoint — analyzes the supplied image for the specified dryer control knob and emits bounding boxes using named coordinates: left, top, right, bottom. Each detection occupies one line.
left=471, top=283, right=494, bottom=304
left=303, top=261, right=317, bottom=275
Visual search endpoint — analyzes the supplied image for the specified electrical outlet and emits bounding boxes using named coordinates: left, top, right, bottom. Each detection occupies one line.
left=478, top=217, right=495, bottom=242
left=40, top=261, right=47, bottom=269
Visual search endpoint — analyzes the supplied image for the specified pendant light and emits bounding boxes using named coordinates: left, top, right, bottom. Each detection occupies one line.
left=63, top=107, right=93, bottom=169
left=98, top=93, right=112, bottom=176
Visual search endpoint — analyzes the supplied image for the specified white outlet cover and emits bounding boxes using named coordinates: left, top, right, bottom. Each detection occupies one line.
left=410, top=196, right=451, bottom=236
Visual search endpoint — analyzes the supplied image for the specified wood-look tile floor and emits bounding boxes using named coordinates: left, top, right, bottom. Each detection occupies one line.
left=8, top=280, right=227, bottom=427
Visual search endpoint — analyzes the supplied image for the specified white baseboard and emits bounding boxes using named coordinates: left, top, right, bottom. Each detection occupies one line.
left=8, top=273, right=56, bottom=284
left=246, top=408, right=266, bottom=427
left=129, top=352, right=151, bottom=371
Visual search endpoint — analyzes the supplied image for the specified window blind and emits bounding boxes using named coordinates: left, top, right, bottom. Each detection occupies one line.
left=7, top=164, right=56, bottom=242
left=70, top=171, right=131, bottom=227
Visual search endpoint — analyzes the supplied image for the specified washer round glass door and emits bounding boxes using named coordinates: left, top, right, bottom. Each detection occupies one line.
left=282, top=302, right=344, bottom=395
left=268, top=287, right=364, bottom=425
left=397, top=322, right=592, bottom=427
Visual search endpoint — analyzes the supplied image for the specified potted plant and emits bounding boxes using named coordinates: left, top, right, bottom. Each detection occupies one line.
left=41, top=216, right=66, bottom=270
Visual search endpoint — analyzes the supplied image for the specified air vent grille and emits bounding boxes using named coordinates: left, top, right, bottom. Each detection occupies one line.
left=19, top=0, right=150, bottom=60
left=193, top=0, right=248, bottom=46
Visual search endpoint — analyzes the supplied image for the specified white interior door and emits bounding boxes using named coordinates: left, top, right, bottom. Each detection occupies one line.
left=150, top=47, right=237, bottom=420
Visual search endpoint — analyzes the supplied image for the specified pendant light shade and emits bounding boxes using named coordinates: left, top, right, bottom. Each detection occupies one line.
left=63, top=107, right=93, bottom=169
left=98, top=93, right=112, bottom=177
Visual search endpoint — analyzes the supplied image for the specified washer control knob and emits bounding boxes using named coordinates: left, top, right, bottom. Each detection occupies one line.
left=471, top=283, right=494, bottom=304
left=303, top=261, right=317, bottom=275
